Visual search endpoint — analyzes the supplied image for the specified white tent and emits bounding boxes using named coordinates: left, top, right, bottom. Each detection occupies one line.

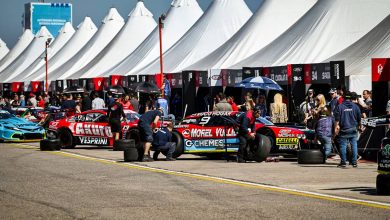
left=22, top=17, right=98, bottom=83
left=187, top=0, right=317, bottom=70
left=6, top=22, right=75, bottom=83
left=231, top=0, right=390, bottom=68
left=0, top=29, right=34, bottom=73
left=51, top=8, right=125, bottom=81
left=326, top=14, right=390, bottom=94
left=0, top=26, right=53, bottom=81
left=72, top=1, right=157, bottom=79
left=137, top=0, right=252, bottom=75
left=100, top=0, right=203, bottom=77
left=0, top=39, right=9, bottom=61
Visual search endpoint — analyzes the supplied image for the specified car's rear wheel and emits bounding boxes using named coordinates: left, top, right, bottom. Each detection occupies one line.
left=251, top=134, right=272, bottom=162
left=58, top=129, right=75, bottom=149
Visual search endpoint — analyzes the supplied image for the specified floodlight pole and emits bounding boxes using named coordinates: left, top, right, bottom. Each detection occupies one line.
left=45, top=38, right=52, bottom=93
left=159, top=14, right=166, bottom=96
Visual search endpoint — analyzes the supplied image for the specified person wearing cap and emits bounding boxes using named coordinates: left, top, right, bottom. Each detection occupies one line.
left=334, top=91, right=362, bottom=168
left=236, top=103, right=261, bottom=163
left=137, top=108, right=164, bottom=162
left=107, top=93, right=126, bottom=141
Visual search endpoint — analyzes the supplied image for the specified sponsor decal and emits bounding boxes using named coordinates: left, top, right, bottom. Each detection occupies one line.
left=278, top=145, right=299, bottom=150
left=216, top=128, right=236, bottom=137
left=382, top=144, right=390, bottom=156
left=378, top=64, right=383, bottom=75
left=174, top=125, right=189, bottom=129
left=182, top=129, right=190, bottom=138
left=278, top=129, right=296, bottom=138
left=276, top=138, right=298, bottom=145
left=191, top=129, right=212, bottom=138
left=194, top=112, right=233, bottom=117
left=79, top=137, right=108, bottom=145
left=185, top=139, right=225, bottom=148
left=74, top=123, right=112, bottom=137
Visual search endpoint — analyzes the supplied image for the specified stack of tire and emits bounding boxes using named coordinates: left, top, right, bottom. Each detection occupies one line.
left=113, top=139, right=143, bottom=162
left=40, top=139, right=61, bottom=151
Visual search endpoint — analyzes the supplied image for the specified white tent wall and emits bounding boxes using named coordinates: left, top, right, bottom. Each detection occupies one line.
left=22, top=17, right=98, bottom=83
left=231, top=0, right=390, bottom=68
left=101, top=0, right=203, bottom=77
left=137, top=0, right=253, bottom=76
left=73, top=1, right=157, bottom=79
left=0, top=39, right=9, bottom=61
left=6, top=22, right=75, bottom=83
left=51, top=8, right=125, bottom=81
left=325, top=14, right=390, bottom=95
left=187, top=0, right=317, bottom=71
left=0, top=26, right=53, bottom=82
left=0, top=29, right=34, bottom=73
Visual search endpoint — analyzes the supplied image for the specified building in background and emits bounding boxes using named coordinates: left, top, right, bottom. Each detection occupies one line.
left=23, top=2, right=72, bottom=37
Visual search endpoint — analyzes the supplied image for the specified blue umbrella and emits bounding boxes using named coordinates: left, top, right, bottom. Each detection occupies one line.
left=235, top=76, right=283, bottom=91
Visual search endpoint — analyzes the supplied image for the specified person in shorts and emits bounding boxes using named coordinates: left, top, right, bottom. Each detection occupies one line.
left=138, top=108, right=163, bottom=162
left=107, top=93, right=126, bottom=141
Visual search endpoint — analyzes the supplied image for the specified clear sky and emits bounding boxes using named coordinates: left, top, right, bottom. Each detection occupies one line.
left=0, top=0, right=262, bottom=48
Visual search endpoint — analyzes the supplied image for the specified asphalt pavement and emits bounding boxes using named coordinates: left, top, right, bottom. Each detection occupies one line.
left=0, top=143, right=389, bottom=219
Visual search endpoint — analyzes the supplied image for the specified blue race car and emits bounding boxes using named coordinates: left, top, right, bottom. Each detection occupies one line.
left=0, top=110, right=45, bottom=142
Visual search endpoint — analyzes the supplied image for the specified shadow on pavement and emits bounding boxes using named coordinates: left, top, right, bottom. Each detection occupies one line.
left=322, top=186, right=378, bottom=196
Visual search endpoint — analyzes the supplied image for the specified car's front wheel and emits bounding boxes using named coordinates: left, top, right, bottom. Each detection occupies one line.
left=58, top=129, right=76, bottom=149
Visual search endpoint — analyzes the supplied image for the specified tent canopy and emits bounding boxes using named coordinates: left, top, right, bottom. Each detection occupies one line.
left=0, top=38, right=9, bottom=61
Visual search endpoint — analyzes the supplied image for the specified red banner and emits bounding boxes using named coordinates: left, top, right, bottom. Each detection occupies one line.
left=304, top=64, right=312, bottom=84
left=12, top=82, right=24, bottom=93
left=31, top=81, right=43, bottom=93
left=155, top=73, right=163, bottom=89
left=262, top=67, right=270, bottom=77
left=372, top=58, right=390, bottom=82
left=93, top=77, right=104, bottom=91
left=110, top=75, right=122, bottom=86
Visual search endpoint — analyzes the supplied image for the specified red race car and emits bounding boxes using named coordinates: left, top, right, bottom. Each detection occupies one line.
left=47, top=109, right=141, bottom=148
left=170, top=111, right=316, bottom=159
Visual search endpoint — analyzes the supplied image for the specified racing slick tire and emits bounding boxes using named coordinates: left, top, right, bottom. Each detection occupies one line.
left=122, top=139, right=138, bottom=162
left=125, top=129, right=144, bottom=161
left=40, top=139, right=61, bottom=151
left=58, top=129, right=76, bottom=149
left=162, top=132, right=184, bottom=158
left=376, top=174, right=390, bottom=195
left=114, top=139, right=134, bottom=151
left=297, top=149, right=325, bottom=164
left=251, top=134, right=272, bottom=162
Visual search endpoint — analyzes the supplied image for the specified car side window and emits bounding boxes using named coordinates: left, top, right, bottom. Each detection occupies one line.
left=85, top=113, right=102, bottom=122
left=74, top=115, right=85, bottom=122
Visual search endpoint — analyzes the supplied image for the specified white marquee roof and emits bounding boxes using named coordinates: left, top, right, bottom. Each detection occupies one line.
left=100, top=0, right=203, bottom=77
left=0, top=39, right=9, bottom=61
left=22, top=17, right=98, bottom=82
left=72, top=1, right=157, bottom=79
left=231, top=0, right=390, bottom=68
left=0, top=29, right=34, bottom=73
left=138, top=0, right=253, bottom=75
left=187, top=0, right=317, bottom=70
left=0, top=26, right=53, bottom=81
left=7, top=22, right=75, bottom=82
left=51, top=8, right=125, bottom=80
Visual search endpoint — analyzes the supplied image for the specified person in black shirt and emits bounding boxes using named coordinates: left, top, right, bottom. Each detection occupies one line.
left=61, top=93, right=77, bottom=116
left=107, top=94, right=126, bottom=141
left=138, top=108, right=163, bottom=162
left=81, top=91, right=92, bottom=112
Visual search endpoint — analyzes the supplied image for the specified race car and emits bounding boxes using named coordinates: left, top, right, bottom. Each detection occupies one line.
left=12, top=107, right=47, bottom=123
left=170, top=111, right=316, bottom=158
left=0, top=110, right=45, bottom=142
left=47, top=109, right=141, bottom=148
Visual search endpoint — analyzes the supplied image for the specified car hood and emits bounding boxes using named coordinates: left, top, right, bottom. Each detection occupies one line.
left=0, top=118, right=42, bottom=129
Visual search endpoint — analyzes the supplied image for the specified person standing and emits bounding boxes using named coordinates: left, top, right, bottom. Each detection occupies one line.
left=81, top=92, right=92, bottom=112
left=156, top=94, right=168, bottom=116
left=138, top=108, right=163, bottom=162
left=270, top=93, right=288, bottom=123
left=92, top=92, right=105, bottom=110
left=121, top=94, right=134, bottom=110
left=19, top=95, right=26, bottom=107
left=227, top=96, right=239, bottom=111
left=29, top=93, right=37, bottom=107
left=161, top=74, right=171, bottom=105
left=61, top=93, right=77, bottom=116
left=255, top=95, right=267, bottom=117
left=129, top=94, right=139, bottom=112
left=334, top=91, right=362, bottom=168
left=213, top=93, right=232, bottom=111
left=362, top=90, right=372, bottom=117
left=314, top=108, right=335, bottom=159
left=107, top=94, right=126, bottom=141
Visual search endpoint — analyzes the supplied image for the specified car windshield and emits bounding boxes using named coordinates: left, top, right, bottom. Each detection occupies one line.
left=256, top=117, right=274, bottom=125
left=126, top=112, right=141, bottom=122
left=0, top=112, right=15, bottom=119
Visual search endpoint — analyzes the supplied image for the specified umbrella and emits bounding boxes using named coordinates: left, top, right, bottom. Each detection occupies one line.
left=135, top=82, right=161, bottom=94
left=235, top=76, right=283, bottom=91
left=108, top=85, right=125, bottom=94
left=63, top=86, right=86, bottom=94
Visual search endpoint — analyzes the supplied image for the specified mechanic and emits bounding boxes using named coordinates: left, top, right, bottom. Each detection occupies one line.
left=107, top=93, right=126, bottom=141
left=152, top=123, right=176, bottom=161
left=236, top=104, right=261, bottom=163
left=334, top=91, right=362, bottom=168
left=138, top=108, right=163, bottom=162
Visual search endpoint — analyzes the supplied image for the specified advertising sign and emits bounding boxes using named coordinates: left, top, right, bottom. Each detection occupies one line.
left=372, top=58, right=390, bottom=82
left=25, top=3, right=72, bottom=37
left=11, top=82, right=24, bottom=93
left=56, top=80, right=64, bottom=92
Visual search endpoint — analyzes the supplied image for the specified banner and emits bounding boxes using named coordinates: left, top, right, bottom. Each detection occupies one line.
left=269, top=66, right=289, bottom=86
left=11, top=82, right=24, bottom=93
left=372, top=58, right=390, bottom=82
left=226, top=69, right=241, bottom=87
left=330, top=60, right=345, bottom=88
left=182, top=71, right=196, bottom=115
left=31, top=81, right=43, bottom=93
left=127, top=75, right=138, bottom=91
left=194, top=71, right=209, bottom=87
left=288, top=64, right=305, bottom=121
left=79, top=78, right=89, bottom=90
left=92, top=77, right=104, bottom=91
left=168, top=73, right=182, bottom=89
left=242, top=67, right=261, bottom=79
left=66, top=79, right=79, bottom=88
left=56, top=80, right=64, bottom=92
left=309, top=63, right=331, bottom=84
left=2, top=83, right=11, bottom=92
left=110, top=75, right=123, bottom=86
